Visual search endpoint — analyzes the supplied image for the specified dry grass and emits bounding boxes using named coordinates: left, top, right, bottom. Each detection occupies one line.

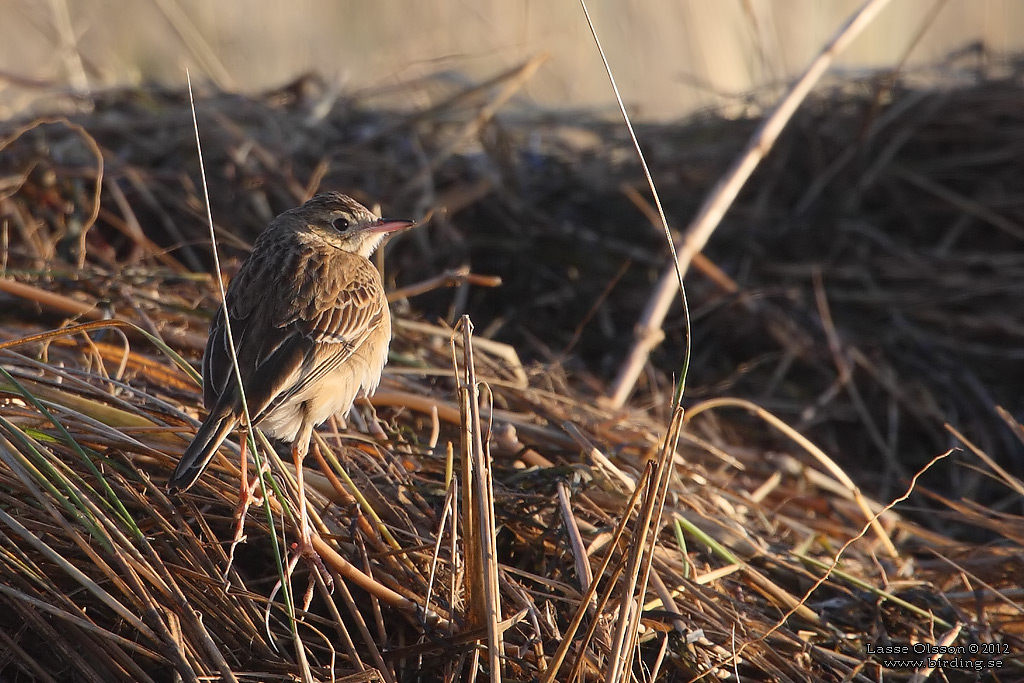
left=1, top=59, right=1023, bottom=681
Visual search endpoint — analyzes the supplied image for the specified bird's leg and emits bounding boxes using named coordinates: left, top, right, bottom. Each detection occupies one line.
left=289, top=436, right=333, bottom=594
left=241, top=431, right=268, bottom=506
left=292, top=437, right=312, bottom=553
left=228, top=431, right=269, bottom=575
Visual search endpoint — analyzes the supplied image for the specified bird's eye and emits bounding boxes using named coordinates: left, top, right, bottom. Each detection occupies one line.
left=332, top=217, right=350, bottom=231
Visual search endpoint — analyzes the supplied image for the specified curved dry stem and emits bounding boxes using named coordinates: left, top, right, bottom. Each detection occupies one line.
left=687, top=396, right=899, bottom=558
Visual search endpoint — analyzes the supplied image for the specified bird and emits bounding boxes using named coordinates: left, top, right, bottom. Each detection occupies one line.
left=168, top=191, right=414, bottom=554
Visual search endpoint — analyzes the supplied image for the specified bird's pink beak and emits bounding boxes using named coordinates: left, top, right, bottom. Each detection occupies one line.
left=367, top=218, right=415, bottom=234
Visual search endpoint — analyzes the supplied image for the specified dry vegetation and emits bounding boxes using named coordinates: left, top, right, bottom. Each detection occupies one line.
left=1, top=58, right=1023, bottom=681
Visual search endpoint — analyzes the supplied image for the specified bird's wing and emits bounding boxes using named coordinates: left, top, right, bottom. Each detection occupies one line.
left=257, top=255, right=386, bottom=416
left=202, top=246, right=386, bottom=423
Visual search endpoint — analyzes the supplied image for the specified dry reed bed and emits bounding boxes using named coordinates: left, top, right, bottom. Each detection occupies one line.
left=0, top=64, right=1022, bottom=681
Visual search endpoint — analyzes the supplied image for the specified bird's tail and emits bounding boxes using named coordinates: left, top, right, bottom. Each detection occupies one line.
left=168, top=412, right=237, bottom=493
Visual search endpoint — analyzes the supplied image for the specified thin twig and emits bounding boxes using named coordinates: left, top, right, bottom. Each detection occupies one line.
left=577, top=0, right=690, bottom=410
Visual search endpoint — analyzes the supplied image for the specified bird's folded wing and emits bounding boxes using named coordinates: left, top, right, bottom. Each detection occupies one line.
left=203, top=255, right=385, bottom=422
left=260, top=306, right=383, bottom=418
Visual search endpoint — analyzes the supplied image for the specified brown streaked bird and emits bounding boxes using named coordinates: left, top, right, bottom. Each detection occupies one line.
left=169, top=191, right=413, bottom=551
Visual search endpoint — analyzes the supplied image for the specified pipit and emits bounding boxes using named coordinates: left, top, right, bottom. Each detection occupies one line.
left=168, top=191, right=413, bottom=554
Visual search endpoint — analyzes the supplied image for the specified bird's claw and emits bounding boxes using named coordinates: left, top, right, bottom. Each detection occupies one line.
left=288, top=538, right=334, bottom=609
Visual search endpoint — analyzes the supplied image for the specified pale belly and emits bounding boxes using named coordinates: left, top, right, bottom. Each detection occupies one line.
left=259, top=325, right=390, bottom=443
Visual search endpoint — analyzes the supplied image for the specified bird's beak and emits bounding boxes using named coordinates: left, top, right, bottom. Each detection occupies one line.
left=367, top=218, right=415, bottom=234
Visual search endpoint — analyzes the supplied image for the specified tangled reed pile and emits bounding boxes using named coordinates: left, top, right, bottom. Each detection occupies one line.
left=0, top=59, right=1022, bottom=681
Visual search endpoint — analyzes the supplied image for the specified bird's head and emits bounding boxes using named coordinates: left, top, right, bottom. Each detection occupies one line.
left=288, top=191, right=414, bottom=258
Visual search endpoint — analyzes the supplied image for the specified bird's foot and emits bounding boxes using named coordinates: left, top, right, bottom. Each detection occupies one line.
left=287, top=531, right=334, bottom=610
left=225, top=461, right=271, bottom=577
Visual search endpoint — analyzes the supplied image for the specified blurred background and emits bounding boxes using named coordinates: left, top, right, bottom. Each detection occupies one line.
left=3, top=0, right=1024, bottom=501
left=4, top=0, right=1024, bottom=120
